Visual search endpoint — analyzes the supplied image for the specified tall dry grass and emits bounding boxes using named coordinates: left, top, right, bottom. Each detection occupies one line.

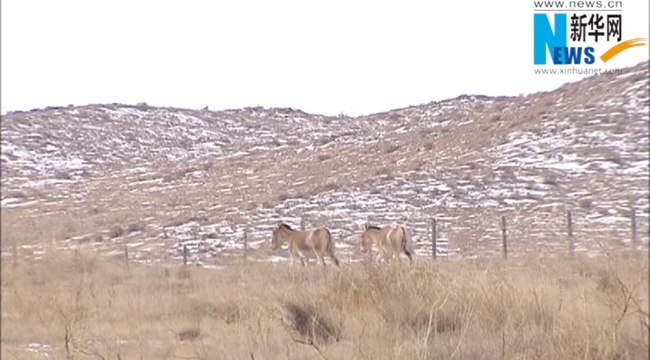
left=1, top=248, right=648, bottom=360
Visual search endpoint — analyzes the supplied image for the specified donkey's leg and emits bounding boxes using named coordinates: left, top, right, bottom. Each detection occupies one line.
left=397, top=246, right=403, bottom=261
left=378, top=248, right=389, bottom=264
left=320, top=251, right=327, bottom=266
left=375, top=248, right=382, bottom=264
left=385, top=246, right=394, bottom=263
left=404, top=249, right=413, bottom=264
left=387, top=252, right=394, bottom=264
left=374, top=246, right=381, bottom=263
left=291, top=249, right=305, bottom=267
left=295, top=249, right=308, bottom=267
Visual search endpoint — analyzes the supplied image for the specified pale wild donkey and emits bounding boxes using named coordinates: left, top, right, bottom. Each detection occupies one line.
left=270, top=221, right=340, bottom=267
left=359, top=223, right=414, bottom=263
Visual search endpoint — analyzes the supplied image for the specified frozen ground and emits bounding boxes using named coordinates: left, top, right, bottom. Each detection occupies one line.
left=1, top=61, right=649, bottom=266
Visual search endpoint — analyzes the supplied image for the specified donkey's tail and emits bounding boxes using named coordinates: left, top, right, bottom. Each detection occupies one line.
left=325, top=228, right=340, bottom=266
left=402, top=226, right=414, bottom=263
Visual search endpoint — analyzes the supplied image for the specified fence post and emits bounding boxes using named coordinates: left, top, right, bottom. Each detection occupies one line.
left=501, top=215, right=508, bottom=260
left=243, top=226, right=249, bottom=264
left=567, top=210, right=574, bottom=256
left=124, top=245, right=129, bottom=266
left=183, top=244, right=188, bottom=267
left=631, top=207, right=637, bottom=249
left=432, top=218, right=437, bottom=261
left=300, top=217, right=305, bottom=231
left=12, top=243, right=17, bottom=269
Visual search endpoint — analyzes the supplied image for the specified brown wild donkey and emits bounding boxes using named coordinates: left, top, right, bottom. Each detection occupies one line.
left=359, top=223, right=414, bottom=264
left=270, top=221, right=340, bottom=267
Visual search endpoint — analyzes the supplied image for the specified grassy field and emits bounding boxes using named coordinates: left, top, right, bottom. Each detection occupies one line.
left=2, top=247, right=648, bottom=360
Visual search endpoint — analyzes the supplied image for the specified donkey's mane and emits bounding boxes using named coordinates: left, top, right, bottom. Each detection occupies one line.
left=366, top=225, right=382, bottom=230
left=278, top=223, right=294, bottom=230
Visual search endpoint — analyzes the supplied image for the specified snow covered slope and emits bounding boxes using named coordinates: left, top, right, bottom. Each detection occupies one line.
left=2, top=61, right=648, bottom=265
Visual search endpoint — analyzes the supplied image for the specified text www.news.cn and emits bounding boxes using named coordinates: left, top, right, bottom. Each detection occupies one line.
left=533, top=67, right=627, bottom=75
left=533, top=0, right=622, bottom=10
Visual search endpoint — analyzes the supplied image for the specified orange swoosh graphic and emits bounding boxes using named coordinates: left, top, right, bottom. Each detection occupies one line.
left=600, top=38, right=648, bottom=63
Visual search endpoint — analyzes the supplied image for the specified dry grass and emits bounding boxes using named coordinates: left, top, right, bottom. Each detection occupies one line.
left=2, top=248, right=648, bottom=360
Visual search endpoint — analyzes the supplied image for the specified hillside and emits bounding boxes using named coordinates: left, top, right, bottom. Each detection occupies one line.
left=1, top=61, right=648, bottom=265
